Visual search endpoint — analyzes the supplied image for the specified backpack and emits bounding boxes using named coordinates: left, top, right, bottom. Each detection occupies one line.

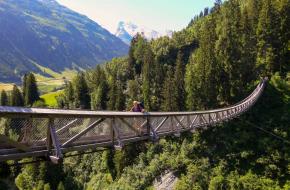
left=139, top=101, right=144, bottom=109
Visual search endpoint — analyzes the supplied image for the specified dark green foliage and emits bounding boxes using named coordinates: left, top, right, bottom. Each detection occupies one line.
left=10, top=85, right=24, bottom=106
left=174, top=51, right=185, bottom=111
left=161, top=67, right=178, bottom=111
left=56, top=82, right=74, bottom=109
left=24, top=73, right=40, bottom=106
left=127, top=42, right=136, bottom=80
left=74, top=72, right=90, bottom=109
left=142, top=46, right=154, bottom=110
left=22, top=73, right=27, bottom=98
left=0, top=180, right=8, bottom=189
left=0, top=90, right=8, bottom=106
left=256, top=0, right=280, bottom=75
left=88, top=66, right=109, bottom=110
left=3, top=0, right=290, bottom=189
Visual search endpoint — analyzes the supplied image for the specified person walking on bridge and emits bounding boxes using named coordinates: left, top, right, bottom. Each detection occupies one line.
left=130, top=101, right=145, bottom=113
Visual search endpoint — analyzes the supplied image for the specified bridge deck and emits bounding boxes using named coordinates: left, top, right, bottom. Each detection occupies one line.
left=0, top=79, right=267, bottom=163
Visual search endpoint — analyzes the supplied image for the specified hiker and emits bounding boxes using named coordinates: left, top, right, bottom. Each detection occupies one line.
left=130, top=101, right=145, bottom=113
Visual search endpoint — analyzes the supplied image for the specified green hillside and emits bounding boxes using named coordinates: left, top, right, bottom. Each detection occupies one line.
left=0, top=0, right=128, bottom=83
left=41, top=90, right=63, bottom=107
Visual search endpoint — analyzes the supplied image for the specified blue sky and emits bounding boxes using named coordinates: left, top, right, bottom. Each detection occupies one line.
left=56, top=0, right=215, bottom=34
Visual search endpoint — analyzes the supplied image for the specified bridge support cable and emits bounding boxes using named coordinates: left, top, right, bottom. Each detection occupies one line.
left=0, top=78, right=267, bottom=162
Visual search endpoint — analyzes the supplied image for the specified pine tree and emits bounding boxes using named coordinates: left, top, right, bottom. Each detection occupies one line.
left=256, top=0, right=279, bottom=75
left=278, top=0, right=290, bottom=75
left=212, top=0, right=222, bottom=13
left=240, top=7, right=258, bottom=89
left=133, top=34, right=147, bottom=74
left=161, top=67, right=178, bottom=111
left=24, top=73, right=39, bottom=106
left=90, top=66, right=108, bottom=110
left=65, top=81, right=74, bottom=108
left=150, top=59, right=164, bottom=111
left=115, top=80, right=126, bottom=111
left=127, top=44, right=136, bottom=80
left=215, top=0, right=242, bottom=103
left=185, top=15, right=218, bottom=109
left=22, top=73, right=27, bottom=98
left=126, top=78, right=141, bottom=110
left=57, top=81, right=75, bottom=109
left=74, top=73, right=90, bottom=109
left=0, top=90, right=8, bottom=106
left=108, top=73, right=117, bottom=110
left=142, top=46, right=153, bottom=110
left=185, top=59, right=196, bottom=111
left=11, top=85, right=24, bottom=106
left=174, top=51, right=185, bottom=111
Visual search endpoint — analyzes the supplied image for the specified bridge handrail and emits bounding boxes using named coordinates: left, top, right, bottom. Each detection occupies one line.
left=0, top=79, right=266, bottom=118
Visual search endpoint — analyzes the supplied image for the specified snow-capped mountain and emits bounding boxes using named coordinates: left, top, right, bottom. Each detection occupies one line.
left=115, top=21, right=171, bottom=45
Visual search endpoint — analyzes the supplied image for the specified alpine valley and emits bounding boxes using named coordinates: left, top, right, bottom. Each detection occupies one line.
left=0, top=0, right=129, bottom=83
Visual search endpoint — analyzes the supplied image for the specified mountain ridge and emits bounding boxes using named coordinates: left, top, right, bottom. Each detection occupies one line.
left=115, top=21, right=172, bottom=44
left=0, top=0, right=128, bottom=83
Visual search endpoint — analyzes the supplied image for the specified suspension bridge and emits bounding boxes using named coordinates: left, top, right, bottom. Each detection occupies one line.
left=0, top=79, right=267, bottom=164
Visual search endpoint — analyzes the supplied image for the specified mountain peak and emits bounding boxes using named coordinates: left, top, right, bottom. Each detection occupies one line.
left=115, top=21, right=166, bottom=45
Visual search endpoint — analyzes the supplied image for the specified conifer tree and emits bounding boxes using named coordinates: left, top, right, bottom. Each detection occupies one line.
left=125, top=78, right=141, bottom=109
left=11, top=85, right=24, bottom=106
left=74, top=73, right=90, bottom=109
left=150, top=59, right=164, bottom=111
left=65, top=81, right=74, bottom=108
left=24, top=73, right=39, bottom=106
left=278, top=0, right=290, bottom=75
left=142, top=47, right=153, bottom=110
left=115, top=80, right=126, bottom=111
left=91, top=80, right=108, bottom=110
left=174, top=51, right=185, bottom=111
left=0, top=90, right=8, bottom=106
left=90, top=66, right=108, bottom=110
left=256, top=0, right=279, bottom=75
left=22, top=73, right=27, bottom=98
left=215, top=0, right=242, bottom=103
left=161, top=67, right=178, bottom=111
left=127, top=44, right=136, bottom=80
left=108, top=73, right=117, bottom=110
left=239, top=7, right=257, bottom=88
left=185, top=60, right=196, bottom=111
left=133, top=34, right=147, bottom=74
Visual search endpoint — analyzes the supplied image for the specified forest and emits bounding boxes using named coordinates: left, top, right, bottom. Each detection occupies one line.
left=0, top=0, right=290, bottom=189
